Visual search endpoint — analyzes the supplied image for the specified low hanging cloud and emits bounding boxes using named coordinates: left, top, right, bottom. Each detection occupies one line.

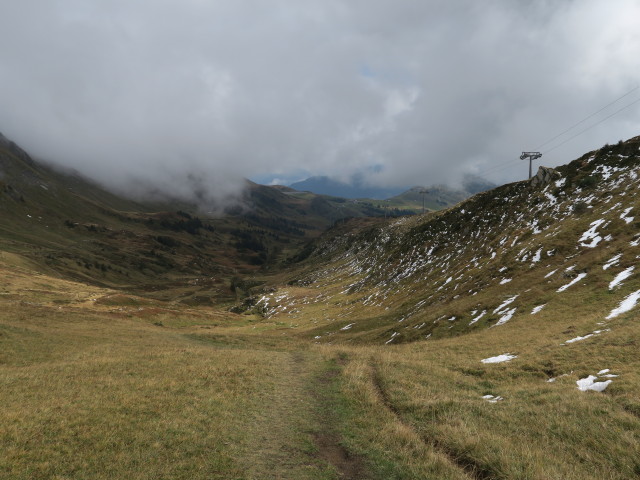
left=1, top=0, right=639, bottom=205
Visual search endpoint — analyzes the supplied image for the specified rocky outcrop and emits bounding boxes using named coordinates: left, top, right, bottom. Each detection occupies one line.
left=529, top=166, right=561, bottom=187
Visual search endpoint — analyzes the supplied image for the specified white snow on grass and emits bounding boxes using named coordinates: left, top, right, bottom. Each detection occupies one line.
left=620, top=207, right=634, bottom=224
left=481, top=353, right=517, bottom=364
left=482, top=394, right=504, bottom=403
left=579, top=219, right=605, bottom=248
left=494, top=307, right=516, bottom=327
left=557, top=273, right=587, bottom=292
left=340, top=323, right=355, bottom=331
left=531, top=248, right=542, bottom=263
left=606, top=289, right=640, bottom=319
left=563, top=329, right=604, bottom=344
left=609, top=266, right=634, bottom=290
left=531, top=304, right=546, bottom=315
left=576, top=368, right=618, bottom=392
left=500, top=278, right=512, bottom=285
left=544, top=192, right=557, bottom=205
left=544, top=269, right=558, bottom=278
left=469, top=309, right=487, bottom=325
left=603, top=254, right=622, bottom=270
left=576, top=375, right=611, bottom=392
left=493, top=295, right=518, bottom=314
left=385, top=332, right=399, bottom=345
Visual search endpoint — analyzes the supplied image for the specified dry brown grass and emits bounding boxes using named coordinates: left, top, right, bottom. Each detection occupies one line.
left=2, top=250, right=640, bottom=479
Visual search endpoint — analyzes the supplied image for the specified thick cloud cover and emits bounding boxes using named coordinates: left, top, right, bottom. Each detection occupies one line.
left=1, top=0, right=639, bottom=204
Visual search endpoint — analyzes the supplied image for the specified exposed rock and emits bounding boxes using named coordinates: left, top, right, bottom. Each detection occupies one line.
left=530, top=166, right=561, bottom=187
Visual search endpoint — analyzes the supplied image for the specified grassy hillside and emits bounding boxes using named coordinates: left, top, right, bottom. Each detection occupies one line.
left=384, top=185, right=470, bottom=213
left=227, top=136, right=640, bottom=478
left=2, top=134, right=640, bottom=478
left=0, top=134, right=391, bottom=299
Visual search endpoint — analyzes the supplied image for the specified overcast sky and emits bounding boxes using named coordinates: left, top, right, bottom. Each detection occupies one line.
left=1, top=0, right=640, bottom=204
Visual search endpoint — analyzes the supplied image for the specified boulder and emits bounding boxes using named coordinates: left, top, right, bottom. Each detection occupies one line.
left=530, top=166, right=561, bottom=187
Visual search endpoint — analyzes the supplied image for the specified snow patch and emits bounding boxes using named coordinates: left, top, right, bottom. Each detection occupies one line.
left=469, top=309, right=487, bottom=325
left=481, top=353, right=517, bottom=364
left=531, top=304, right=546, bottom=315
left=482, top=394, right=504, bottom=403
left=603, top=254, right=622, bottom=270
left=531, top=248, right=542, bottom=263
left=609, top=266, right=634, bottom=290
left=576, top=375, right=611, bottom=392
left=606, top=289, right=640, bottom=319
left=620, top=207, right=634, bottom=224
left=578, top=219, right=605, bottom=248
left=557, top=273, right=587, bottom=292
left=494, top=308, right=516, bottom=327
left=493, top=295, right=518, bottom=314
left=385, top=332, right=400, bottom=345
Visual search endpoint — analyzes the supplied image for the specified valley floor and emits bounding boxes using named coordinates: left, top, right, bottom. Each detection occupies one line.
left=1, top=257, right=640, bottom=480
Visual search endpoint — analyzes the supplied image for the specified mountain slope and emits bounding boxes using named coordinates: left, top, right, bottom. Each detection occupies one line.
left=222, top=136, right=640, bottom=478
left=385, top=185, right=470, bottom=212
left=289, top=175, right=406, bottom=199
left=3, top=133, right=640, bottom=479
left=0, top=133, right=396, bottom=302
left=246, top=136, right=640, bottom=345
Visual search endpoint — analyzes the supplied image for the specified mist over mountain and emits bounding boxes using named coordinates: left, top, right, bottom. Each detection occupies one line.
left=1, top=1, right=639, bottom=205
left=3, top=99, right=640, bottom=477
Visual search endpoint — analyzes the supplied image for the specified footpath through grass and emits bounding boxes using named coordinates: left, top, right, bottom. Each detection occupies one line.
left=2, top=257, right=640, bottom=479
left=0, top=263, right=378, bottom=479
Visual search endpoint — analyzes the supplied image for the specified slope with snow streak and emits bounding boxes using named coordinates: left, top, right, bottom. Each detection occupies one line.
left=258, top=136, right=640, bottom=346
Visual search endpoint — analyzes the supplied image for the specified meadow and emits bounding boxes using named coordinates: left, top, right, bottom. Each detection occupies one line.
left=2, top=249, right=639, bottom=480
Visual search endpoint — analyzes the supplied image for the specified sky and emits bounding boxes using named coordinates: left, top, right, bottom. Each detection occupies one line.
left=1, top=0, right=640, bottom=205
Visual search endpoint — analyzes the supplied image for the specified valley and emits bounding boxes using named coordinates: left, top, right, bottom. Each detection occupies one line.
left=2, top=135, right=640, bottom=479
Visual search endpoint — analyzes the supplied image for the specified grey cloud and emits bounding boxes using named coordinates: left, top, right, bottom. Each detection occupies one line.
left=1, top=0, right=639, bottom=205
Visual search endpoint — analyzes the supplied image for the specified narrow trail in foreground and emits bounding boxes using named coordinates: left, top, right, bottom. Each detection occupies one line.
left=240, top=348, right=368, bottom=480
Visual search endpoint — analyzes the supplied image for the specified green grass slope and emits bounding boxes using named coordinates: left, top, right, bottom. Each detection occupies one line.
left=3, top=133, right=640, bottom=478
left=0, top=133, right=391, bottom=299
left=264, top=136, right=640, bottom=345
left=226, top=136, right=640, bottom=478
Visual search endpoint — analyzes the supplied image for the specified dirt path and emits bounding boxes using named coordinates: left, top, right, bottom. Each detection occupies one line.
left=239, top=349, right=368, bottom=480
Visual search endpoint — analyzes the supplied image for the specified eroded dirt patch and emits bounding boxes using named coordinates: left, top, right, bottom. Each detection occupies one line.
left=314, top=431, right=366, bottom=480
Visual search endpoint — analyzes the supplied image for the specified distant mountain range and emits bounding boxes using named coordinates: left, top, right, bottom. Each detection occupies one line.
left=289, top=176, right=405, bottom=199
left=288, top=174, right=496, bottom=202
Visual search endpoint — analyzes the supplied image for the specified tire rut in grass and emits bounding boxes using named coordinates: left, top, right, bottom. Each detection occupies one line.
left=370, top=363, right=502, bottom=480
left=310, top=356, right=368, bottom=480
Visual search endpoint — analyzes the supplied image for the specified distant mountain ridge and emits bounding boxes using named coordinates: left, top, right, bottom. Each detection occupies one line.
left=289, top=175, right=406, bottom=199
left=288, top=173, right=496, bottom=213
